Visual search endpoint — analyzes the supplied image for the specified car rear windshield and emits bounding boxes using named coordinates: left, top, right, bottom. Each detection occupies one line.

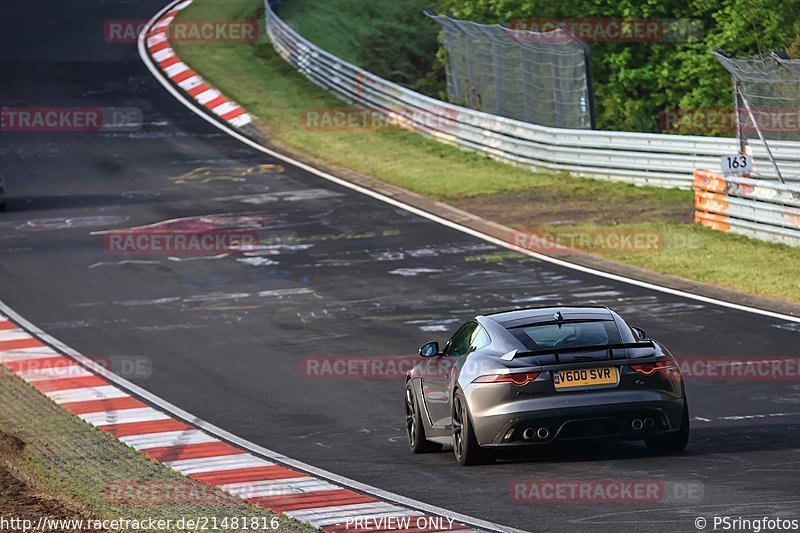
left=509, top=320, right=622, bottom=352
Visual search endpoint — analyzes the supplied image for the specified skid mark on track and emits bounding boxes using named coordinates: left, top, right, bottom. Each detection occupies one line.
left=240, top=243, right=314, bottom=257
left=574, top=500, right=800, bottom=525
left=106, top=289, right=318, bottom=310
left=388, top=268, right=444, bottom=277
left=692, top=412, right=800, bottom=422
left=167, top=254, right=230, bottom=262
left=1, top=216, right=130, bottom=232
left=92, top=212, right=289, bottom=235
left=89, top=260, right=162, bottom=269
left=717, top=412, right=800, bottom=421
left=133, top=323, right=205, bottom=332
left=171, top=164, right=284, bottom=185
left=216, top=189, right=344, bottom=205
left=237, top=257, right=279, bottom=267
left=774, top=323, right=800, bottom=332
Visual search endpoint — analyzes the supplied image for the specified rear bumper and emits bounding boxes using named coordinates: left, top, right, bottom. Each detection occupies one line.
left=468, top=388, right=685, bottom=446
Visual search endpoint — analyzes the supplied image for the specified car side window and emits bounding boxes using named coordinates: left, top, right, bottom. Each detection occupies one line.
left=470, top=325, right=490, bottom=352
left=446, top=322, right=478, bottom=357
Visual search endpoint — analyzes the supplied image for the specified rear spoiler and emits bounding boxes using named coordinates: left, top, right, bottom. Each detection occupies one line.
left=501, top=341, right=655, bottom=361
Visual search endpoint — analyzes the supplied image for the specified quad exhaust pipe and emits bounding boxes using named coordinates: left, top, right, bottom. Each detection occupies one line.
left=521, top=417, right=655, bottom=440
left=522, top=427, right=550, bottom=440
left=631, top=418, right=655, bottom=431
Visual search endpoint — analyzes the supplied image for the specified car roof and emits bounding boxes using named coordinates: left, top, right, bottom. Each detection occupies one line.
left=481, top=306, right=615, bottom=328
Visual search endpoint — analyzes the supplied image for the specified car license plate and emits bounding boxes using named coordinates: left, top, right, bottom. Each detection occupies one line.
left=553, top=367, right=618, bottom=389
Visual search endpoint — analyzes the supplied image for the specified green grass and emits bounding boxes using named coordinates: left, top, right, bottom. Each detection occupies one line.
left=0, top=367, right=311, bottom=532
left=170, top=0, right=800, bottom=304
left=545, top=222, right=800, bottom=301
left=175, top=0, right=686, bottom=202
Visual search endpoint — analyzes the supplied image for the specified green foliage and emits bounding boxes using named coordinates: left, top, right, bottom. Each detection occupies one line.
left=174, top=0, right=800, bottom=304
left=278, top=0, right=800, bottom=132
left=359, top=9, right=445, bottom=96
left=433, top=0, right=800, bottom=133
left=278, top=0, right=445, bottom=96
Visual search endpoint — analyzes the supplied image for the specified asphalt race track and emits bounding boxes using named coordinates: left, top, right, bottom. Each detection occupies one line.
left=2, top=1, right=800, bottom=531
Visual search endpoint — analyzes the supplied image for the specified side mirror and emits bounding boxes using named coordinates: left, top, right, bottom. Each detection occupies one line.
left=419, top=341, right=440, bottom=357
left=631, top=326, right=647, bottom=340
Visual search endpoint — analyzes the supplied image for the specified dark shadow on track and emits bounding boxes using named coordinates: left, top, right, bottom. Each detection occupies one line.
left=2, top=194, right=173, bottom=212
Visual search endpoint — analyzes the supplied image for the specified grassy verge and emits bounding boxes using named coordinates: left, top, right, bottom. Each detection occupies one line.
left=0, top=367, right=311, bottom=532
left=170, top=0, right=800, bottom=304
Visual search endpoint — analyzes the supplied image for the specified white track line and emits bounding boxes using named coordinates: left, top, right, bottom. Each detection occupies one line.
left=3, top=2, right=787, bottom=533
left=138, top=2, right=800, bottom=326
left=0, top=299, right=526, bottom=533
left=13, top=323, right=461, bottom=531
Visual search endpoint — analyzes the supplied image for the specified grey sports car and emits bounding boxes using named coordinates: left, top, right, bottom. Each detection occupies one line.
left=404, top=306, right=689, bottom=465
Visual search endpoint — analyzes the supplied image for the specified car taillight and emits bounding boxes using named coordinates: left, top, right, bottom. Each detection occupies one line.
left=473, top=372, right=540, bottom=385
left=631, top=359, right=680, bottom=379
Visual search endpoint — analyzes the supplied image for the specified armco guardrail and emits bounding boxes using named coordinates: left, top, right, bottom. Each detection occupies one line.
left=264, top=2, right=800, bottom=189
left=694, top=169, right=800, bottom=246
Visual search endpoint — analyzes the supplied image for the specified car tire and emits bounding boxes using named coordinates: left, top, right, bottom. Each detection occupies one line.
left=405, top=383, right=443, bottom=454
left=452, top=389, right=495, bottom=466
left=645, top=395, right=690, bottom=453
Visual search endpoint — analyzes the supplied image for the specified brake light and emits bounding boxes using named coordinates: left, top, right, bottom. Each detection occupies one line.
left=631, top=359, right=679, bottom=376
left=474, top=372, right=540, bottom=385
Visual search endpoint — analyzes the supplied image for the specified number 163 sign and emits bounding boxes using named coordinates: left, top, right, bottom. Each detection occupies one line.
left=721, top=154, right=752, bottom=175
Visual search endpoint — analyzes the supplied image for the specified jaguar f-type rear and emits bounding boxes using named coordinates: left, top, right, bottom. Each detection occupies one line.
left=404, top=306, right=689, bottom=465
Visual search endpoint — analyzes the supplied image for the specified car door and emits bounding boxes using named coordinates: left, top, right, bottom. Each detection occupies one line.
left=421, top=322, right=478, bottom=427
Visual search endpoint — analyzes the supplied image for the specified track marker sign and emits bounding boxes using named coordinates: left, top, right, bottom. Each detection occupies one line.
left=720, top=154, right=752, bottom=175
